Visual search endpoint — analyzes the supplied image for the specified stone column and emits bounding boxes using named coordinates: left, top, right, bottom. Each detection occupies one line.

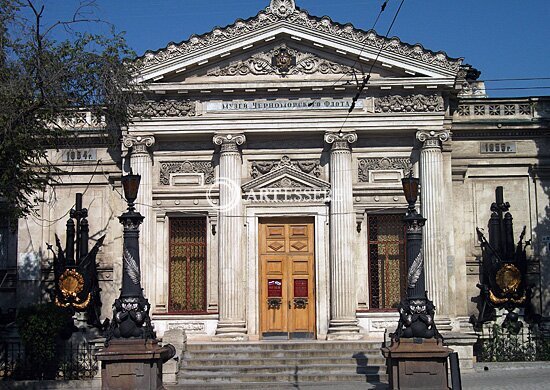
left=416, top=130, right=450, bottom=315
left=122, top=135, right=155, bottom=303
left=212, top=133, right=248, bottom=340
left=324, top=131, right=362, bottom=340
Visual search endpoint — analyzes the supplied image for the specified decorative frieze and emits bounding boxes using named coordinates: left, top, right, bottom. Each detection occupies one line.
left=135, top=1, right=461, bottom=74
left=207, top=44, right=353, bottom=77
left=250, top=155, right=321, bottom=179
left=358, top=157, right=412, bottom=182
left=159, top=161, right=215, bottom=186
left=374, top=94, right=444, bottom=113
left=131, top=100, right=196, bottom=118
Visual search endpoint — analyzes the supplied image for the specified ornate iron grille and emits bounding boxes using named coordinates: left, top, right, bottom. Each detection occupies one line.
left=169, top=217, right=207, bottom=313
left=0, top=341, right=98, bottom=380
left=368, top=214, right=407, bottom=310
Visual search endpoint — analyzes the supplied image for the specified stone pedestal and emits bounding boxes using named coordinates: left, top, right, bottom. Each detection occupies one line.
left=382, top=338, right=452, bottom=390
left=96, top=339, right=175, bottom=390
left=441, top=331, right=477, bottom=371
left=162, top=329, right=187, bottom=384
left=324, top=132, right=362, bottom=340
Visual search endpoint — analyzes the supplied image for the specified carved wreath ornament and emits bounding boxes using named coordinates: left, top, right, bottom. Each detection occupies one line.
left=267, top=0, right=296, bottom=18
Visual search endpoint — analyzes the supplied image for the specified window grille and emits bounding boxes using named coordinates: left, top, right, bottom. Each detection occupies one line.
left=368, top=214, right=407, bottom=310
left=168, top=217, right=207, bottom=313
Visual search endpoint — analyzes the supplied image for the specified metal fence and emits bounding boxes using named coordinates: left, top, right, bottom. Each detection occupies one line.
left=0, top=341, right=98, bottom=380
left=476, top=325, right=550, bottom=362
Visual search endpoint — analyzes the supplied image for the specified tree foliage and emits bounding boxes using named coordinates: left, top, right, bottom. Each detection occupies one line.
left=0, top=0, right=141, bottom=220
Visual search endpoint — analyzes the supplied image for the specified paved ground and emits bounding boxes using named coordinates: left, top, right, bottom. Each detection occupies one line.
left=3, top=363, right=550, bottom=389
left=194, top=363, right=550, bottom=390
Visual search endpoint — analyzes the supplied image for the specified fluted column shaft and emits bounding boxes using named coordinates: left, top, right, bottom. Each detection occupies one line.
left=123, top=135, right=155, bottom=301
left=213, top=134, right=247, bottom=340
left=325, top=132, right=361, bottom=339
left=417, top=130, right=450, bottom=315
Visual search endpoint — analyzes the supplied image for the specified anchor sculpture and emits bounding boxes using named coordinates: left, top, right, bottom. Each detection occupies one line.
left=48, top=193, right=106, bottom=329
left=471, top=186, right=532, bottom=332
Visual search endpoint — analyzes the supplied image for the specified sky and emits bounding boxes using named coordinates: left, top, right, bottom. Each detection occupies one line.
left=33, top=0, right=550, bottom=97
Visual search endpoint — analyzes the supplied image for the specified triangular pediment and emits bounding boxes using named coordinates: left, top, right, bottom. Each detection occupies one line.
left=167, top=40, right=410, bottom=84
left=242, top=157, right=330, bottom=192
left=134, top=0, right=463, bottom=84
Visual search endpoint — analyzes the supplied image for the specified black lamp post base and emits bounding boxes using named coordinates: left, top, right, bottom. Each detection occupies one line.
left=392, top=297, right=442, bottom=341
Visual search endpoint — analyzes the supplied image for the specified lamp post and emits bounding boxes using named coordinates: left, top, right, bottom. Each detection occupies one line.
left=97, top=171, right=174, bottom=390
left=392, top=172, right=440, bottom=340
left=381, top=171, right=451, bottom=390
left=106, top=171, right=155, bottom=340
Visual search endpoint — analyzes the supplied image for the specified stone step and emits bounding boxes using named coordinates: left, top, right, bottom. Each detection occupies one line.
left=177, top=372, right=386, bottom=384
left=168, top=381, right=386, bottom=390
left=184, top=349, right=381, bottom=359
left=180, top=363, right=386, bottom=375
left=186, top=341, right=382, bottom=351
left=179, top=341, right=387, bottom=386
left=183, top=356, right=386, bottom=367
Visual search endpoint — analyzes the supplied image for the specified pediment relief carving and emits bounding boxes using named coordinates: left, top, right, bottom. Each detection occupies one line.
left=243, top=156, right=329, bottom=192
left=251, top=155, right=321, bottom=178
left=207, top=44, right=354, bottom=77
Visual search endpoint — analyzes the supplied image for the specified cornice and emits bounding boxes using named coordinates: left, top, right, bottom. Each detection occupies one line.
left=134, top=1, right=462, bottom=77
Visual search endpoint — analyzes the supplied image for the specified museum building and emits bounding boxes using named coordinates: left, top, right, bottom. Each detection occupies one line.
left=3, top=0, right=549, bottom=341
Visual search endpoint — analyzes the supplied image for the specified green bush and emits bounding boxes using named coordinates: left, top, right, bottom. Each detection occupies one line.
left=15, top=303, right=73, bottom=379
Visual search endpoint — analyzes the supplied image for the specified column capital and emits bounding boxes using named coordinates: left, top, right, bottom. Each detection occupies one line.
left=324, top=131, right=358, bottom=151
left=123, top=135, right=155, bottom=155
left=416, top=130, right=450, bottom=149
left=213, top=133, right=246, bottom=153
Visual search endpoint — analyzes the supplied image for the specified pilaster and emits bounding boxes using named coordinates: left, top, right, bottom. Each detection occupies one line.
left=324, top=131, right=362, bottom=340
left=122, top=135, right=155, bottom=306
left=212, top=133, right=248, bottom=340
left=416, top=130, right=450, bottom=316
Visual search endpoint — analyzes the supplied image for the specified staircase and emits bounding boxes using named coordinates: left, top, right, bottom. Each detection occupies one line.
left=173, top=341, right=388, bottom=389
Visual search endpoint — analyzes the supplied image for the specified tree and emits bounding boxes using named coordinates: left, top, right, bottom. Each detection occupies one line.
left=0, top=0, right=141, bottom=220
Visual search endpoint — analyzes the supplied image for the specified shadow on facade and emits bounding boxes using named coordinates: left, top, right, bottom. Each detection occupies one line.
left=533, top=121, right=550, bottom=322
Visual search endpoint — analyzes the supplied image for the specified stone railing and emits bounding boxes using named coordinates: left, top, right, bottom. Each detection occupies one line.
left=454, top=97, right=550, bottom=121
left=52, top=110, right=107, bottom=130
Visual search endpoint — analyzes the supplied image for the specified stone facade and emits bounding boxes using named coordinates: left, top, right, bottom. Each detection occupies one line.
left=3, top=0, right=550, bottom=344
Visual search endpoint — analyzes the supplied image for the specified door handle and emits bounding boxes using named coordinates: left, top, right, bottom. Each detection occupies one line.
left=288, top=300, right=291, bottom=310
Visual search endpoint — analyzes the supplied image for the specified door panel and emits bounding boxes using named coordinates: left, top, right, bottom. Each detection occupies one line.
left=260, top=218, right=315, bottom=339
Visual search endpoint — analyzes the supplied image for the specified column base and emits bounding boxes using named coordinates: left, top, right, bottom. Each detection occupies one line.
left=327, top=319, right=363, bottom=340
left=435, top=316, right=453, bottom=332
left=213, top=321, right=249, bottom=341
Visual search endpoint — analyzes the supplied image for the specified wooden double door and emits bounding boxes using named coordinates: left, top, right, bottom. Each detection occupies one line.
left=259, top=218, right=315, bottom=339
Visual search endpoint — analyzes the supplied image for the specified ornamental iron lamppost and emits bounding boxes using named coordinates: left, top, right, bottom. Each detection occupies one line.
left=391, top=172, right=441, bottom=340
left=97, top=171, right=174, bottom=390
left=106, top=170, right=155, bottom=340
left=382, top=171, right=452, bottom=390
